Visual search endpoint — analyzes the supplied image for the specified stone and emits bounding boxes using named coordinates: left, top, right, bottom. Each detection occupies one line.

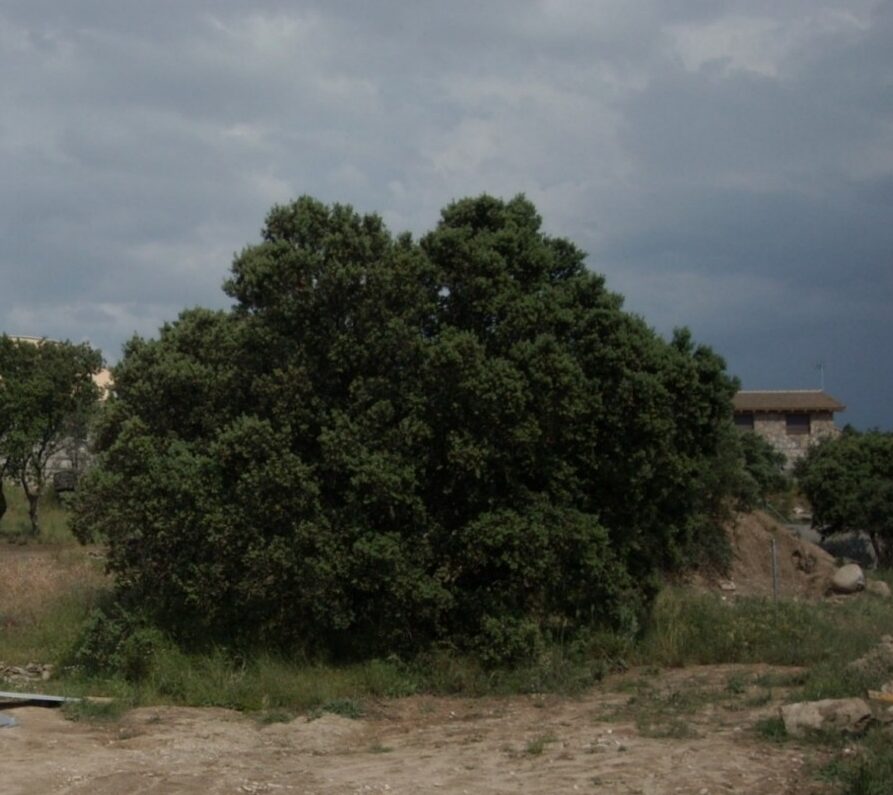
left=0, top=662, right=53, bottom=683
left=866, top=580, right=892, bottom=598
left=781, top=698, right=872, bottom=737
left=831, top=563, right=865, bottom=594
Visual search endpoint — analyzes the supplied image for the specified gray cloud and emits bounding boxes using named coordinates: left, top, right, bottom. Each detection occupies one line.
left=0, top=1, right=890, bottom=427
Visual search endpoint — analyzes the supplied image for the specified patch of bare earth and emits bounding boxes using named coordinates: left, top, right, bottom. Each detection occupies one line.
left=2, top=665, right=828, bottom=795
left=694, top=511, right=836, bottom=600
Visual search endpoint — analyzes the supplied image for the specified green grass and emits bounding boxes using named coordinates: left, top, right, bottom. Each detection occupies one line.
left=523, top=732, right=557, bottom=755
left=400, top=638, right=623, bottom=698
left=638, top=586, right=893, bottom=672
left=123, top=649, right=416, bottom=713
left=0, top=480, right=77, bottom=543
left=754, top=715, right=788, bottom=743
left=314, top=698, right=365, bottom=719
left=819, top=728, right=893, bottom=795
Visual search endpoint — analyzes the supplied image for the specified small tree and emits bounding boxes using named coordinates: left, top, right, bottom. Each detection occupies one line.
left=736, top=430, right=788, bottom=508
left=0, top=336, right=102, bottom=535
left=796, top=430, right=893, bottom=565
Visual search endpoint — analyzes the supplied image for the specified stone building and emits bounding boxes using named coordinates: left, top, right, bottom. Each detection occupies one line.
left=733, top=390, right=846, bottom=467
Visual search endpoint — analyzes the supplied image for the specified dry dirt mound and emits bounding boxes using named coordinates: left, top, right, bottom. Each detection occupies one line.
left=701, top=511, right=836, bottom=600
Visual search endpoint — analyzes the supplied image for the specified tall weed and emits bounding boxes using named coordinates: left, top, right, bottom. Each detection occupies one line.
left=638, top=587, right=893, bottom=670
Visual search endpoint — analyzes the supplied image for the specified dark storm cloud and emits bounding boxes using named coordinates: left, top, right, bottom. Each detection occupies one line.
left=0, top=1, right=890, bottom=426
left=588, top=2, right=892, bottom=427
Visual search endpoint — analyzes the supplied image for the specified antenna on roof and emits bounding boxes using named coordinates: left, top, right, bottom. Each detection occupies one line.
left=815, top=361, right=825, bottom=391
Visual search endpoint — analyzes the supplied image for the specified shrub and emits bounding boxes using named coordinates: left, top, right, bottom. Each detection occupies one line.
left=73, top=195, right=738, bottom=663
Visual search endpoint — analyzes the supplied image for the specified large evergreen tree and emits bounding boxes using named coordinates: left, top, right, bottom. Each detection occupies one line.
left=74, top=195, right=737, bottom=660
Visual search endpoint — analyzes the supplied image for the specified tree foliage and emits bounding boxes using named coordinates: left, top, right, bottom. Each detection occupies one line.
left=74, top=195, right=738, bottom=661
left=797, top=429, right=893, bottom=565
left=738, top=430, right=788, bottom=499
left=0, top=336, right=102, bottom=534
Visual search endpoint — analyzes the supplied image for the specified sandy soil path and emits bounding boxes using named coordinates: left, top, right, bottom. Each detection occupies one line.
left=1, top=666, right=826, bottom=795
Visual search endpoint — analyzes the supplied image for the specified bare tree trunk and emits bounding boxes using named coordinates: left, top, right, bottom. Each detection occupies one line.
left=0, top=477, right=6, bottom=526
left=20, top=472, right=41, bottom=537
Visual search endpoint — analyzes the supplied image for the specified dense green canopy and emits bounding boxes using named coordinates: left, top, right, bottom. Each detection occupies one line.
left=74, top=195, right=737, bottom=661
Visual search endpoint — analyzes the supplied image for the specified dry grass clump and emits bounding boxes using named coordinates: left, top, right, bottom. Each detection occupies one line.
left=0, top=546, right=108, bottom=665
left=0, top=548, right=106, bottom=625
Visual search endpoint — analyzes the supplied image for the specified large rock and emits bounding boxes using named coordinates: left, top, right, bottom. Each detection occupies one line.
left=866, top=580, right=892, bottom=598
left=781, top=698, right=872, bottom=737
left=831, top=563, right=865, bottom=594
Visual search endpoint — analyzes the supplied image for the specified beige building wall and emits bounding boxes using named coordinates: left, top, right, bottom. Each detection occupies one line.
left=752, top=410, right=841, bottom=466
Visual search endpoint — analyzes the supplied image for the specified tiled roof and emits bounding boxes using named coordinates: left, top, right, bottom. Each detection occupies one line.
left=733, top=390, right=845, bottom=413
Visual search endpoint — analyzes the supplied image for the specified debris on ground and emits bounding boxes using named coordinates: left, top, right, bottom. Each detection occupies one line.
left=0, top=662, right=54, bottom=683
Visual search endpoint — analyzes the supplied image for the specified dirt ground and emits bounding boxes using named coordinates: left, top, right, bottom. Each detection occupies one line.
left=1, top=665, right=830, bottom=795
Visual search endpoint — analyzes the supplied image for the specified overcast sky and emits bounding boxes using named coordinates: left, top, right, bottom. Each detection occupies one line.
left=1, top=1, right=891, bottom=427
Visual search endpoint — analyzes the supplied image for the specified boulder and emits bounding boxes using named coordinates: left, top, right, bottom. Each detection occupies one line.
left=781, top=698, right=872, bottom=737
left=831, top=563, right=865, bottom=594
left=866, top=580, right=892, bottom=598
